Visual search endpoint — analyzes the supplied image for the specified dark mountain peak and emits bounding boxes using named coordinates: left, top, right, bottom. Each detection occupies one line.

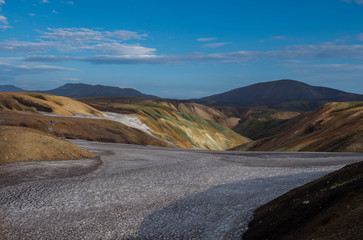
left=41, top=82, right=157, bottom=98
left=0, top=85, right=25, bottom=92
left=195, top=79, right=363, bottom=111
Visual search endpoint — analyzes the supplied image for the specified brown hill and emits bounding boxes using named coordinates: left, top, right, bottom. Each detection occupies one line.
left=233, top=102, right=363, bottom=152
left=243, top=160, right=363, bottom=240
left=81, top=98, right=250, bottom=150
left=0, top=92, right=107, bottom=117
left=0, top=110, right=170, bottom=147
left=0, top=126, right=97, bottom=164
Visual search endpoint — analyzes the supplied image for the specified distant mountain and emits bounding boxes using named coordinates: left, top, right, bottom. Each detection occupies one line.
left=0, top=85, right=25, bottom=92
left=40, top=83, right=157, bottom=98
left=194, top=80, right=363, bottom=111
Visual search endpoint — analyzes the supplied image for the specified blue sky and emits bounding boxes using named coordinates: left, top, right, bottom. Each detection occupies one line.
left=0, top=0, right=363, bottom=98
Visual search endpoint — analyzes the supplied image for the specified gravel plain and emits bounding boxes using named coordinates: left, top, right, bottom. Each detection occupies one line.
left=0, top=140, right=362, bottom=240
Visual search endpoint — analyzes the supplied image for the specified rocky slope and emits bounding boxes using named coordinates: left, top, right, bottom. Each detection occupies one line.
left=0, top=92, right=107, bottom=117
left=243, top=160, right=363, bottom=240
left=233, top=102, right=363, bottom=152
left=81, top=98, right=250, bottom=150
left=0, top=126, right=97, bottom=164
left=215, top=106, right=302, bottom=140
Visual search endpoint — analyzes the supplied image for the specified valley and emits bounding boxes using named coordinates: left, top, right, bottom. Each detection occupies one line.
left=1, top=140, right=361, bottom=239
left=0, top=79, right=362, bottom=239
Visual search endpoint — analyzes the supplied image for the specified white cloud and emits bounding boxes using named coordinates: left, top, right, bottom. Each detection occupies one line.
left=0, top=0, right=5, bottom=5
left=63, top=1, right=74, bottom=5
left=29, top=13, right=35, bottom=17
left=42, top=28, right=147, bottom=43
left=0, top=15, right=7, bottom=24
left=52, top=10, right=58, bottom=14
left=42, top=0, right=49, bottom=3
left=0, top=28, right=155, bottom=55
left=110, top=30, right=148, bottom=40
left=23, top=42, right=363, bottom=65
left=0, top=62, right=78, bottom=79
left=197, top=37, right=216, bottom=42
left=64, top=77, right=80, bottom=81
left=271, top=35, right=286, bottom=40
left=202, top=42, right=232, bottom=48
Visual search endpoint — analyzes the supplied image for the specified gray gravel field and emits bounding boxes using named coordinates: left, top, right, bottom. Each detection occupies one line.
left=0, top=140, right=362, bottom=240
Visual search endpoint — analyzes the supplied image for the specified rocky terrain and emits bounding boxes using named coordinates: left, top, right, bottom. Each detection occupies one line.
left=1, top=140, right=361, bottom=239
left=81, top=97, right=249, bottom=150
left=243, top=160, right=363, bottom=240
left=0, top=92, right=107, bottom=117
left=215, top=106, right=302, bottom=140
left=233, top=102, right=363, bottom=152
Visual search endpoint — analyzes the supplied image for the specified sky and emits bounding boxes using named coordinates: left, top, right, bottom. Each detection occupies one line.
left=0, top=0, right=363, bottom=99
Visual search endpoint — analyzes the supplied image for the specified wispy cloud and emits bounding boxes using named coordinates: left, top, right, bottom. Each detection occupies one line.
left=197, top=37, right=216, bottom=42
left=64, top=77, right=80, bottom=81
left=29, top=13, right=35, bottom=17
left=62, top=1, right=74, bottom=6
left=271, top=35, right=286, bottom=40
left=202, top=42, right=232, bottom=48
left=358, top=33, right=363, bottom=41
left=0, top=28, right=155, bottom=55
left=0, top=15, right=6, bottom=24
left=0, top=0, right=10, bottom=30
left=24, top=42, right=363, bottom=65
left=0, top=62, right=78, bottom=80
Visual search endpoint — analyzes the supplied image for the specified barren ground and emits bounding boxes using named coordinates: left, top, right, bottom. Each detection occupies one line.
left=0, top=140, right=362, bottom=239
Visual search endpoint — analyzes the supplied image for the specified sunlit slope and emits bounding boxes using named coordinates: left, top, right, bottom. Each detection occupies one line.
left=0, top=126, right=97, bottom=164
left=233, top=102, right=363, bottom=152
left=0, top=92, right=171, bottom=149
left=0, top=92, right=107, bottom=117
left=82, top=99, right=250, bottom=150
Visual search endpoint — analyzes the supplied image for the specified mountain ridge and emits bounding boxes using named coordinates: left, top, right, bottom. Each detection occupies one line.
left=194, top=79, right=363, bottom=111
left=40, top=83, right=157, bottom=98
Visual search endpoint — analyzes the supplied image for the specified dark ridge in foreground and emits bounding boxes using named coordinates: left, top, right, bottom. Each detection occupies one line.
left=243, top=160, right=363, bottom=240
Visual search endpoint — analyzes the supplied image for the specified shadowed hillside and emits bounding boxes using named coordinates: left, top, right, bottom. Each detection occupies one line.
left=232, top=102, right=363, bottom=152
left=243, top=160, right=363, bottom=240
left=214, top=106, right=302, bottom=140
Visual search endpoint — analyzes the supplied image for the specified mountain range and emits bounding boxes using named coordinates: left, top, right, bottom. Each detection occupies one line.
left=1, top=80, right=363, bottom=111
left=0, top=83, right=156, bottom=98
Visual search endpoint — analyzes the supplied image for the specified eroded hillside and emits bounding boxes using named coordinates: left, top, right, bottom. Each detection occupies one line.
left=233, top=102, right=363, bottom=152
left=215, top=106, right=302, bottom=140
left=81, top=98, right=250, bottom=150
left=0, top=92, right=107, bottom=117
